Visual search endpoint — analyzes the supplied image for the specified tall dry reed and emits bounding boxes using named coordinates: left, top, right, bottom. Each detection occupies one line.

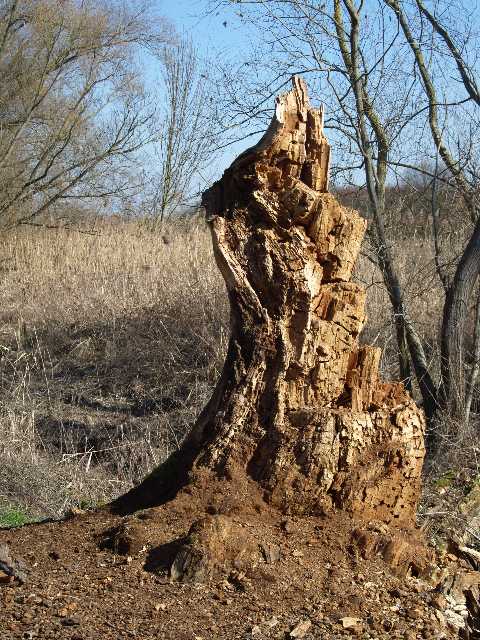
left=0, top=215, right=471, bottom=522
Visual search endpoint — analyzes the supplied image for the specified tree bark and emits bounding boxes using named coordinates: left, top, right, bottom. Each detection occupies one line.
left=441, top=219, right=480, bottom=421
left=113, top=78, right=425, bottom=527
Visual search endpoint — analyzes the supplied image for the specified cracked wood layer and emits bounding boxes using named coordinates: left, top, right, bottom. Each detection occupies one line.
left=118, top=77, right=425, bottom=525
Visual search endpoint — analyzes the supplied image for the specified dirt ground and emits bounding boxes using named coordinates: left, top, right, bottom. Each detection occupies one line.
left=0, top=478, right=460, bottom=640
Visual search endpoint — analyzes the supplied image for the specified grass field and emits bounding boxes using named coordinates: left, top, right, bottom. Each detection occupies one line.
left=0, top=214, right=474, bottom=525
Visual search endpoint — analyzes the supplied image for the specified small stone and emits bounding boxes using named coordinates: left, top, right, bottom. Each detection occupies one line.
left=0, top=570, right=12, bottom=584
left=434, top=609, right=445, bottom=626
left=429, top=593, right=447, bottom=610
left=251, top=625, right=262, bottom=637
left=261, top=543, right=281, bottom=564
left=289, top=619, right=312, bottom=638
left=281, top=519, right=294, bottom=534
left=0, top=544, right=27, bottom=584
left=444, top=609, right=465, bottom=629
left=340, top=617, right=362, bottom=629
left=56, top=603, right=77, bottom=617
left=265, top=616, right=279, bottom=628
left=383, top=619, right=393, bottom=631
left=61, top=616, right=81, bottom=626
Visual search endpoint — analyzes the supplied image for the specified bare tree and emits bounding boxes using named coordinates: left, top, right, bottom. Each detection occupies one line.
left=0, top=0, right=170, bottom=229
left=331, top=0, right=437, bottom=414
left=146, top=38, right=216, bottom=227
left=383, top=0, right=480, bottom=427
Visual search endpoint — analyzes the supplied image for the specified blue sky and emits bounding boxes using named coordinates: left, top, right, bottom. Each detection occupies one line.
left=154, top=0, right=257, bottom=177
left=159, top=0, right=247, bottom=58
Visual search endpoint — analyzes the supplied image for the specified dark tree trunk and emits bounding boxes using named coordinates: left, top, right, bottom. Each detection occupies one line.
left=441, top=218, right=480, bottom=422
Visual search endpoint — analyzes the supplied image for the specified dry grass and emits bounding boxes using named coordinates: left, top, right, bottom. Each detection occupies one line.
left=356, top=233, right=447, bottom=384
left=0, top=213, right=476, bottom=525
left=0, top=217, right=229, bottom=520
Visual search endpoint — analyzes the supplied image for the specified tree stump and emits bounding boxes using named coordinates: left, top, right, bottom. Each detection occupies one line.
left=114, top=77, right=425, bottom=532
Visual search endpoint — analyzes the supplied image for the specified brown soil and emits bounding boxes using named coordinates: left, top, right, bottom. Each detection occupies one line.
left=0, top=479, right=457, bottom=640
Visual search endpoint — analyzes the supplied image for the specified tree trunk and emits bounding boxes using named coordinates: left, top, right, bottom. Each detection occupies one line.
left=113, top=78, right=425, bottom=528
left=441, top=218, right=480, bottom=422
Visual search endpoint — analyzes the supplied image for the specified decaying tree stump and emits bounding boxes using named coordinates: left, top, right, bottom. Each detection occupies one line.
left=114, top=77, right=425, bottom=531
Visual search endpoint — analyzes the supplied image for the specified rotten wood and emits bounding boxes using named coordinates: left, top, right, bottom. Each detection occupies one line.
left=114, top=77, right=425, bottom=530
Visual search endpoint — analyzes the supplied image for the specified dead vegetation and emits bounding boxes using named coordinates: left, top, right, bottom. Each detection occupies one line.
left=0, top=210, right=476, bottom=526
left=0, top=216, right=229, bottom=519
left=114, top=77, right=426, bottom=524
left=0, top=211, right=476, bottom=522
